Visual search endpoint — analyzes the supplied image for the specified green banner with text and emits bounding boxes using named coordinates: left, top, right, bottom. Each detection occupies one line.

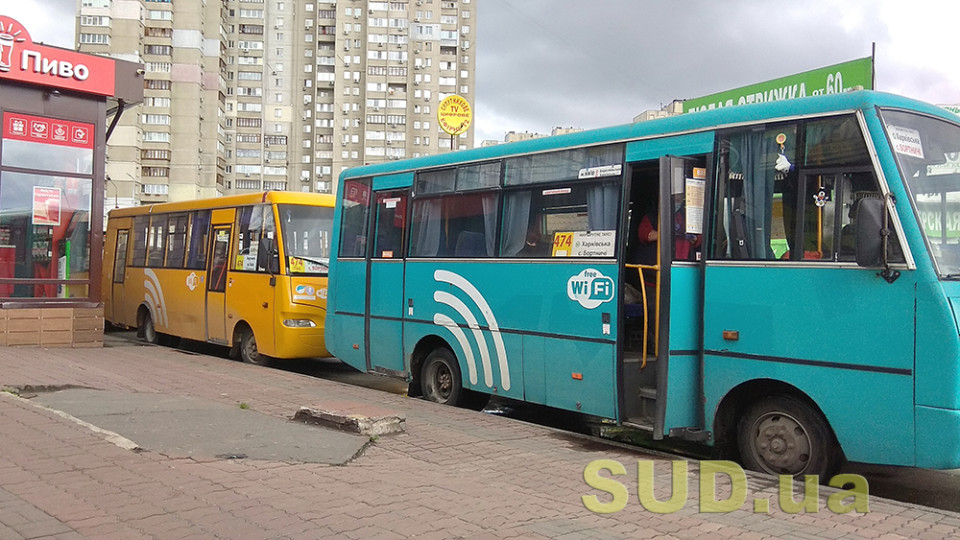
left=683, top=57, right=874, bottom=113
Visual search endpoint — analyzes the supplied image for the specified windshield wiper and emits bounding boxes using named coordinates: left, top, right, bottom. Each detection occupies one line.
left=941, top=273, right=960, bottom=280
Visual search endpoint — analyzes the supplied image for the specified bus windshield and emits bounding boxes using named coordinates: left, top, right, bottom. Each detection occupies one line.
left=882, top=109, right=960, bottom=277
left=278, top=203, right=334, bottom=275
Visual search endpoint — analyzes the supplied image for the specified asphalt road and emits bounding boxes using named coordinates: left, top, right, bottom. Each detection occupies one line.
left=105, top=328, right=960, bottom=514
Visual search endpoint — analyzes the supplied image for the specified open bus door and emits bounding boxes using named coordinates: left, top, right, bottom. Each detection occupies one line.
left=620, top=152, right=709, bottom=440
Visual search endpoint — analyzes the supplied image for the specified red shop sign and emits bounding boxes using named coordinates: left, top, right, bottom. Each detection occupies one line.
left=0, top=15, right=116, bottom=97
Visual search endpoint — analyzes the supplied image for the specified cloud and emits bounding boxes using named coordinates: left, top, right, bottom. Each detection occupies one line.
left=475, top=0, right=959, bottom=143
left=3, top=0, right=76, bottom=48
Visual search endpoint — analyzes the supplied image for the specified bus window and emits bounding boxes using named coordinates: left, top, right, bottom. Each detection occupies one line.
left=132, top=215, right=149, bottom=266
left=372, top=191, right=407, bottom=259
left=279, top=203, right=333, bottom=274
left=409, top=191, right=497, bottom=258
left=208, top=226, right=230, bottom=292
left=186, top=210, right=211, bottom=270
left=235, top=204, right=277, bottom=272
left=712, top=116, right=887, bottom=262
left=338, top=179, right=372, bottom=258
left=502, top=182, right=620, bottom=258
left=113, top=229, right=129, bottom=283
left=147, top=214, right=167, bottom=267
left=164, top=213, right=188, bottom=268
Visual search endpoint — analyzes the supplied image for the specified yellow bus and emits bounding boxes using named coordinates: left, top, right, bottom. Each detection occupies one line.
left=102, top=191, right=335, bottom=364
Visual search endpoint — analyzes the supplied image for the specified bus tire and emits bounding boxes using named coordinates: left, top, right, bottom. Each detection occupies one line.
left=737, top=394, right=841, bottom=479
left=421, top=348, right=462, bottom=406
left=141, top=311, right=159, bottom=345
left=239, top=327, right=270, bottom=366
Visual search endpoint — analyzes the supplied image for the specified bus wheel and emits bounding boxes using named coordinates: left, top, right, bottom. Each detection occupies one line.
left=239, top=328, right=270, bottom=366
left=141, top=312, right=159, bottom=345
left=421, top=348, right=462, bottom=406
left=737, top=395, right=840, bottom=478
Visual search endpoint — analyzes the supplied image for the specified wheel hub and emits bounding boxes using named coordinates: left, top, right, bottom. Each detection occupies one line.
left=752, top=413, right=811, bottom=475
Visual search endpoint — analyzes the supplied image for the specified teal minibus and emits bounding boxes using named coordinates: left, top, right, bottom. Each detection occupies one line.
left=326, top=90, right=960, bottom=477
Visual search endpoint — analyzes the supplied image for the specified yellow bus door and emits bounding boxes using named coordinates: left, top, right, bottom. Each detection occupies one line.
left=206, top=223, right=232, bottom=344
left=109, top=229, right=130, bottom=324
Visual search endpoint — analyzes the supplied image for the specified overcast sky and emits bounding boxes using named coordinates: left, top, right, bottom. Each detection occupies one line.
left=7, top=0, right=960, bottom=144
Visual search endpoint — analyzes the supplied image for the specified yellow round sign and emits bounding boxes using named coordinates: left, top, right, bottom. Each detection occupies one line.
left=437, top=95, right=473, bottom=136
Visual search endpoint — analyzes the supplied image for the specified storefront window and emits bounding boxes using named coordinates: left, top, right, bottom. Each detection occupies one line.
left=0, top=113, right=95, bottom=299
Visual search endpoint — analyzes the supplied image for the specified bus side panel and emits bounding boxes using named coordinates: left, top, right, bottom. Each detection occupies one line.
left=369, top=260, right=405, bottom=373
left=116, top=267, right=146, bottom=328
left=228, top=270, right=277, bottom=355
left=914, top=282, right=960, bottom=468
left=328, top=259, right=368, bottom=370
left=156, top=269, right=207, bottom=342
left=403, top=260, right=619, bottom=417
left=702, top=265, right=916, bottom=466
left=704, top=358, right=915, bottom=464
left=663, top=265, right=702, bottom=430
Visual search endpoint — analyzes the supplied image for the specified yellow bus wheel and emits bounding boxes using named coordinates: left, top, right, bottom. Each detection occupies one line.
left=239, top=327, right=270, bottom=366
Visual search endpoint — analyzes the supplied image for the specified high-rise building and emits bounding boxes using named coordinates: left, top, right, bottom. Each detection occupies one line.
left=77, top=0, right=476, bottom=206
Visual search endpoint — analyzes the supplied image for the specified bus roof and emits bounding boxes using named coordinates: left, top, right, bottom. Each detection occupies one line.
left=107, top=191, right=335, bottom=219
left=340, top=90, right=959, bottom=182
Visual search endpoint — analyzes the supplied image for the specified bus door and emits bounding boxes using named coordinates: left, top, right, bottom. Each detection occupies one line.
left=366, top=188, right=409, bottom=375
left=206, top=214, right=233, bottom=344
left=108, top=228, right=130, bottom=323
left=620, top=156, right=708, bottom=437
left=620, top=133, right=713, bottom=438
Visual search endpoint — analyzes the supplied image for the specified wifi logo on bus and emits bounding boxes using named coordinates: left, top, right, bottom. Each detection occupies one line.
left=432, top=269, right=511, bottom=391
left=567, top=268, right=615, bottom=309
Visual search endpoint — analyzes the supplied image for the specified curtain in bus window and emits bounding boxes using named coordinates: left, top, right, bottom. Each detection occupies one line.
left=586, top=183, right=619, bottom=230
left=410, top=192, right=497, bottom=258
left=720, top=129, right=789, bottom=260
left=500, top=190, right=532, bottom=256
left=410, top=198, right=442, bottom=256
left=481, top=193, right=498, bottom=256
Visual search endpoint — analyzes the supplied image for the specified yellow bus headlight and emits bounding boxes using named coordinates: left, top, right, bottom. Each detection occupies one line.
left=282, top=319, right=317, bottom=328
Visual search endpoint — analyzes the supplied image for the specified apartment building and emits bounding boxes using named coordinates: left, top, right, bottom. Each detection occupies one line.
left=77, top=0, right=476, bottom=206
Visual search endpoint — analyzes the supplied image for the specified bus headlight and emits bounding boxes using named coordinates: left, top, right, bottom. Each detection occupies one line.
left=282, top=319, right=317, bottom=328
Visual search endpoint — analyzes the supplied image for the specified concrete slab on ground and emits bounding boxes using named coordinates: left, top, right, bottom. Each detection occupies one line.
left=28, top=388, right=369, bottom=464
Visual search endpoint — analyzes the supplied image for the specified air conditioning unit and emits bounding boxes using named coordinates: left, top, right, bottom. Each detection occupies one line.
left=414, top=17, right=420, bottom=22
left=341, top=142, right=347, bottom=146
left=344, top=45, right=349, bottom=51
left=343, top=29, right=350, bottom=35
left=373, top=107, right=379, bottom=111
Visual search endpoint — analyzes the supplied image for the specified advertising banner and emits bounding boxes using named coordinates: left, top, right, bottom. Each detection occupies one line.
left=683, top=57, right=873, bottom=113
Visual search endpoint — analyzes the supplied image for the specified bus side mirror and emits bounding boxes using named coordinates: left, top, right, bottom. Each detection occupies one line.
left=855, top=198, right=884, bottom=267
left=257, top=236, right=280, bottom=275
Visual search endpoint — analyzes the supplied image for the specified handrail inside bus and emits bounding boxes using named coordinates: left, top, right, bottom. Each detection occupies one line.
left=624, top=262, right=660, bottom=369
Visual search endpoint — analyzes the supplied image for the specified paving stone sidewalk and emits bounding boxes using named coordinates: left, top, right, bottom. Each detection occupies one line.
left=1, top=344, right=958, bottom=539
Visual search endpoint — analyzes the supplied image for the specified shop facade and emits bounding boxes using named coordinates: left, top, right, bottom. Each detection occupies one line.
left=0, top=15, right=142, bottom=346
